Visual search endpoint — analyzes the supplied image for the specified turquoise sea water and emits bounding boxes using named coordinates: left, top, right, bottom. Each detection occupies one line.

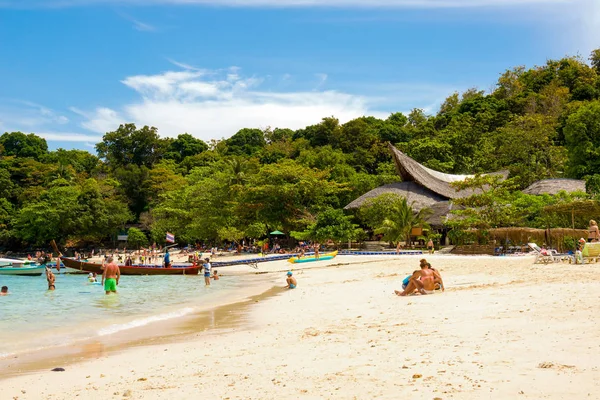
left=0, top=272, right=255, bottom=358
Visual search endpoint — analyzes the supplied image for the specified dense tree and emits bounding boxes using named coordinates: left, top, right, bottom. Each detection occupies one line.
left=0, top=132, right=48, bottom=160
left=127, top=227, right=148, bottom=249
left=96, top=124, right=166, bottom=168
left=164, top=133, right=208, bottom=163
left=2, top=48, right=600, bottom=248
left=291, top=208, right=360, bottom=245
left=564, top=100, right=600, bottom=178
left=225, top=128, right=266, bottom=156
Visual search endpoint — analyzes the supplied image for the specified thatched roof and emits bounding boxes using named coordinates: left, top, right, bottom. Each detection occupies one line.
left=344, top=181, right=445, bottom=210
left=388, top=144, right=508, bottom=200
left=426, top=201, right=463, bottom=228
left=522, top=179, right=586, bottom=195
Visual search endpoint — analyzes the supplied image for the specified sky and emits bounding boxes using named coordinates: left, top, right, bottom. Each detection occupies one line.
left=0, top=0, right=598, bottom=151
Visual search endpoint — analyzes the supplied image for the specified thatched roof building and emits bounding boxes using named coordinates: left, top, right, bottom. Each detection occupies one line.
left=344, top=182, right=445, bottom=211
left=346, top=144, right=587, bottom=230
left=388, top=144, right=508, bottom=199
left=522, top=179, right=586, bottom=195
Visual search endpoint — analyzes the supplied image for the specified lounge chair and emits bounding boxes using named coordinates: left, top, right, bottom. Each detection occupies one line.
left=527, top=243, right=569, bottom=264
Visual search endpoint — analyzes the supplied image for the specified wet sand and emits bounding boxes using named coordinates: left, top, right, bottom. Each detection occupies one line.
left=3, top=254, right=600, bottom=399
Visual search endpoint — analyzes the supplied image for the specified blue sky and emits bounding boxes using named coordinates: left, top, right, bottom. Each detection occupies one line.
left=0, top=0, right=598, bottom=150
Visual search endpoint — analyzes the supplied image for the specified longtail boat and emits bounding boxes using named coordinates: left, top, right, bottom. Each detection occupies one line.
left=288, top=250, right=338, bottom=264
left=60, top=257, right=200, bottom=276
left=0, top=258, right=45, bottom=276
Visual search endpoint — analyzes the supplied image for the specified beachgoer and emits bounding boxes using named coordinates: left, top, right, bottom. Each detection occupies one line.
left=396, top=242, right=402, bottom=254
left=203, top=258, right=211, bottom=286
left=0, top=286, right=8, bottom=296
left=286, top=271, right=297, bottom=289
left=46, top=267, right=56, bottom=291
left=164, top=250, right=171, bottom=268
left=588, top=220, right=599, bottom=243
left=314, top=243, right=320, bottom=260
left=211, top=270, right=219, bottom=281
left=395, top=259, right=435, bottom=296
left=428, top=263, right=445, bottom=291
left=102, top=256, right=120, bottom=295
left=575, top=238, right=586, bottom=264
left=427, top=239, right=434, bottom=254
left=88, top=273, right=96, bottom=283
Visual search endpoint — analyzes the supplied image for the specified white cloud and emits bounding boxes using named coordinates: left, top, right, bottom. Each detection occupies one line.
left=37, top=132, right=103, bottom=142
left=0, top=99, right=70, bottom=132
left=74, top=67, right=391, bottom=141
left=70, top=107, right=124, bottom=133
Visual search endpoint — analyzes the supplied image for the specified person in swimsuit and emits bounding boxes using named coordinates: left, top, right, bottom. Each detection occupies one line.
left=211, top=270, right=219, bottom=281
left=588, top=220, right=599, bottom=243
left=286, top=271, right=297, bottom=289
left=0, top=286, right=8, bottom=296
left=428, top=263, right=445, bottom=292
left=427, top=239, right=434, bottom=254
left=395, top=260, right=435, bottom=296
left=203, top=258, right=211, bottom=286
left=102, top=256, right=120, bottom=295
left=46, top=267, right=56, bottom=291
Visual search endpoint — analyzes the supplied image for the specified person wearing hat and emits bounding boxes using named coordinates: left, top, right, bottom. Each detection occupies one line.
left=286, top=271, right=297, bottom=289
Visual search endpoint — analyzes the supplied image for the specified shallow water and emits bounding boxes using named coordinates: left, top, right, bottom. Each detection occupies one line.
left=0, top=273, right=252, bottom=358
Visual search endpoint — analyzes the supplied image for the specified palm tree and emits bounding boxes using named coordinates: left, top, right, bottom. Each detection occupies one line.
left=226, top=157, right=249, bottom=186
left=375, top=197, right=432, bottom=248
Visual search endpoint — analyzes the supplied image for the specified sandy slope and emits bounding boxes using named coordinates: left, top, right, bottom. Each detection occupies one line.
left=4, top=255, right=600, bottom=400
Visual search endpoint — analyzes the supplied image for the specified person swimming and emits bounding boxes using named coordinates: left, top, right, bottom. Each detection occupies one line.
left=286, top=271, right=297, bottom=289
left=211, top=270, right=219, bottom=281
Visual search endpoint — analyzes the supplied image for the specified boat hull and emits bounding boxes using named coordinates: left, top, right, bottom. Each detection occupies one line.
left=60, top=257, right=200, bottom=276
left=288, top=251, right=338, bottom=264
left=0, top=266, right=45, bottom=276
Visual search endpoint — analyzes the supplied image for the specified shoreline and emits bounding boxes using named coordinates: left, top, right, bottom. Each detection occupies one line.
left=0, top=282, right=283, bottom=378
left=5, top=254, right=596, bottom=400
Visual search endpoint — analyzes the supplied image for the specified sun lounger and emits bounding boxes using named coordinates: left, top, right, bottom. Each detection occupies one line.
left=528, top=243, right=570, bottom=264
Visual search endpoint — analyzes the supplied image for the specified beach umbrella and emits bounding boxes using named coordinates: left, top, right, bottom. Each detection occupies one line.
left=270, top=230, right=285, bottom=235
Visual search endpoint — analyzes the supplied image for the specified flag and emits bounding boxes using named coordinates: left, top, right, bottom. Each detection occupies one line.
left=166, top=232, right=175, bottom=243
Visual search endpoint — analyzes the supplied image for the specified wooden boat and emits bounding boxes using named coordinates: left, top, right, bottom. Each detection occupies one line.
left=60, top=257, right=200, bottom=276
left=0, top=258, right=45, bottom=276
left=287, top=250, right=338, bottom=264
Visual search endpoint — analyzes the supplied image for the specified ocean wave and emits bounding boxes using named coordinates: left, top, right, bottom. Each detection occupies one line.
left=97, top=307, right=196, bottom=336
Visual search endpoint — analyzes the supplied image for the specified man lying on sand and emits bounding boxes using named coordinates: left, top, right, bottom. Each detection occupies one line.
left=395, top=259, right=441, bottom=296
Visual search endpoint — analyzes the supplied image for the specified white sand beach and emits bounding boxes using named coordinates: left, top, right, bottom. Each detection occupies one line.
left=3, top=254, right=600, bottom=400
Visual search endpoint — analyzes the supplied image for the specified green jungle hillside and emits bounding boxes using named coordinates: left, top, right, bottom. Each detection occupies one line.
left=2, top=50, right=600, bottom=249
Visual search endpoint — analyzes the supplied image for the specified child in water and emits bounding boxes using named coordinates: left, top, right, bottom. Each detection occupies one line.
left=211, top=270, right=219, bottom=281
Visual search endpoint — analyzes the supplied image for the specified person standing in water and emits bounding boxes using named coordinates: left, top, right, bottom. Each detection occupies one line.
left=164, top=249, right=171, bottom=268
left=45, top=267, right=56, bottom=291
left=102, top=256, right=120, bottom=295
left=1, top=286, right=8, bottom=296
left=202, top=258, right=211, bottom=286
